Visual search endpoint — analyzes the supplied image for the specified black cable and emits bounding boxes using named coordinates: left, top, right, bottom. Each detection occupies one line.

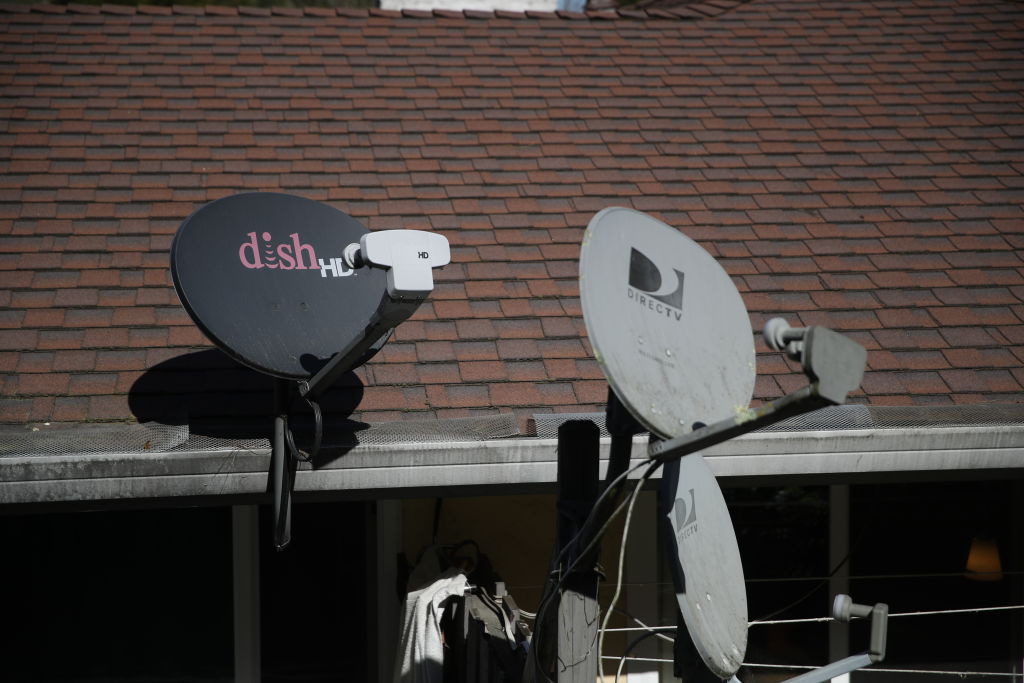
left=529, top=459, right=662, bottom=683
left=614, top=628, right=677, bottom=683
left=532, top=492, right=642, bottom=680
left=558, top=459, right=658, bottom=582
left=308, top=395, right=322, bottom=458
left=611, top=607, right=676, bottom=644
left=431, top=498, right=443, bottom=546
left=286, top=382, right=323, bottom=464
left=751, top=524, right=865, bottom=623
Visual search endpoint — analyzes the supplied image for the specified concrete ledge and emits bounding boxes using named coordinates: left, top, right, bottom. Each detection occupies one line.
left=2, top=424, right=1023, bottom=507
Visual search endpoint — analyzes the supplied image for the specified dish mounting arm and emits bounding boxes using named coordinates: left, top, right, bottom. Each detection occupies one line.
left=778, top=595, right=888, bottom=683
left=300, top=229, right=451, bottom=401
left=272, top=229, right=450, bottom=551
left=299, top=297, right=420, bottom=402
left=721, top=596, right=887, bottom=683
left=649, top=318, right=868, bottom=462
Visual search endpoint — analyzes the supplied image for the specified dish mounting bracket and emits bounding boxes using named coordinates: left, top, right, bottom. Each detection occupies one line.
left=271, top=229, right=450, bottom=550
left=649, top=318, right=868, bottom=463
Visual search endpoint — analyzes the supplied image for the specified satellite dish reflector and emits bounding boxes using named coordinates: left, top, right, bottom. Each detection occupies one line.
left=171, top=192, right=389, bottom=380
left=579, top=207, right=755, bottom=438
left=663, top=453, right=747, bottom=680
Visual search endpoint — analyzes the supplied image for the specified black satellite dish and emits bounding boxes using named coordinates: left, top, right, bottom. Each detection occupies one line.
left=171, top=192, right=450, bottom=549
left=171, top=192, right=390, bottom=379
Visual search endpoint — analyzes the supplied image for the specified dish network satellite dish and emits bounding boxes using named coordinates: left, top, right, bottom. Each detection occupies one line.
left=171, top=192, right=450, bottom=549
left=580, top=208, right=884, bottom=683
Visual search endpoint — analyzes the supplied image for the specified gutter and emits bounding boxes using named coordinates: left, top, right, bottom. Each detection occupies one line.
left=2, top=423, right=1023, bottom=507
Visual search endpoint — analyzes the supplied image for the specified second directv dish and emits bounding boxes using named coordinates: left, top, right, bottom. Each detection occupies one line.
left=579, top=207, right=756, bottom=438
left=171, top=192, right=390, bottom=380
left=663, top=453, right=748, bottom=680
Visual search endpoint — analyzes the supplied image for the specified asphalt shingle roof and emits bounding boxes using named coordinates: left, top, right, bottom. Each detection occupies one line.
left=1, top=0, right=1022, bottom=430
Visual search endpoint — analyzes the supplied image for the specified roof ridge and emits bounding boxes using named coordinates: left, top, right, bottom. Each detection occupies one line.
left=0, top=1, right=748, bottom=21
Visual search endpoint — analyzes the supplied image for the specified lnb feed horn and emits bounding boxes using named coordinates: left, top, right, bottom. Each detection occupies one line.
left=345, top=229, right=451, bottom=300
left=763, top=317, right=807, bottom=360
left=301, top=229, right=451, bottom=401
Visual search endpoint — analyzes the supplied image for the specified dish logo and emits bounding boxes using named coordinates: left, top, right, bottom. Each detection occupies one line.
left=627, top=247, right=684, bottom=320
left=238, top=232, right=352, bottom=278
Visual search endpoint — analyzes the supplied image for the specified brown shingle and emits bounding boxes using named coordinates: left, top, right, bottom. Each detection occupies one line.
left=1, top=1, right=1022, bottom=425
left=459, top=361, right=507, bottom=382
left=415, top=341, right=456, bottom=363
left=438, top=384, right=492, bottom=408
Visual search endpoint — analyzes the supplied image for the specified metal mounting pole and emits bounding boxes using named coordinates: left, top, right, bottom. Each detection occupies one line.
left=555, top=420, right=601, bottom=683
left=272, top=377, right=292, bottom=550
left=605, top=388, right=643, bottom=493
left=232, top=505, right=261, bottom=682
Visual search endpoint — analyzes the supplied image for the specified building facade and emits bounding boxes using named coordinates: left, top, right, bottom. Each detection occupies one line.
left=2, top=0, right=1023, bottom=680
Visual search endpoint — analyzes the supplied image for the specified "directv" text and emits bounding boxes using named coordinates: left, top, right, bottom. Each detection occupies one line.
left=626, top=288, right=683, bottom=321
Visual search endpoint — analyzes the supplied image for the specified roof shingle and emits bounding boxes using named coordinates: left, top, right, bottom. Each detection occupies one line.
left=1, top=0, right=1023, bottom=428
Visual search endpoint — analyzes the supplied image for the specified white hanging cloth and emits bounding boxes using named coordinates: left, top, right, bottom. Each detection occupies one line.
left=393, top=567, right=468, bottom=683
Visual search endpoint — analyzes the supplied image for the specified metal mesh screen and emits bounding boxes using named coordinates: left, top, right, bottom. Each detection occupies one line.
left=0, top=422, right=204, bottom=457
left=4, top=406, right=1021, bottom=458
left=327, top=413, right=520, bottom=447
left=0, top=414, right=520, bottom=458
left=532, top=404, right=1024, bottom=438
left=758, top=404, right=1024, bottom=431
left=533, top=413, right=610, bottom=439
left=758, top=405, right=874, bottom=431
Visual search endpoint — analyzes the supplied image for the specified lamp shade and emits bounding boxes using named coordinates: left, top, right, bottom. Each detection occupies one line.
left=965, top=537, right=1003, bottom=581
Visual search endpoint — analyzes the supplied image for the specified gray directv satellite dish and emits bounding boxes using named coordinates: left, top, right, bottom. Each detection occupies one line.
left=579, top=207, right=755, bottom=439
left=663, top=453, right=747, bottom=680
left=580, top=207, right=753, bottom=678
left=578, top=208, right=879, bottom=683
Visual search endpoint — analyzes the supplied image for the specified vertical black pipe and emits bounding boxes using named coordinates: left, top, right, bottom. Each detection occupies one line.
left=556, top=420, right=600, bottom=565
left=555, top=419, right=601, bottom=683
left=605, top=388, right=644, bottom=492
left=273, top=378, right=291, bottom=550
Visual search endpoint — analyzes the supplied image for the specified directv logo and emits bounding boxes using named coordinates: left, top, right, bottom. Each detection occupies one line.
left=675, top=488, right=698, bottom=541
left=627, top=247, right=684, bottom=321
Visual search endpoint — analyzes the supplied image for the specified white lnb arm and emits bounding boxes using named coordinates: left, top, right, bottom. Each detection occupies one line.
left=763, top=316, right=807, bottom=360
left=777, top=595, right=888, bottom=683
left=649, top=317, right=867, bottom=462
left=303, top=230, right=450, bottom=400
left=762, top=317, right=866, bottom=405
left=345, top=229, right=451, bottom=300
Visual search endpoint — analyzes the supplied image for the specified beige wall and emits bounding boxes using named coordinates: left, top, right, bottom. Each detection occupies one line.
left=401, top=492, right=660, bottom=677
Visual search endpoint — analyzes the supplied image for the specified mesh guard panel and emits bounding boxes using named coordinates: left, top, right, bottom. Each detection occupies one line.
left=1, top=414, right=520, bottom=458
left=531, top=404, right=1024, bottom=439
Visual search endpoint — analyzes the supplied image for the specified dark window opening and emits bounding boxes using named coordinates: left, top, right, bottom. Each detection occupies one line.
left=259, top=501, right=370, bottom=683
left=0, top=507, right=234, bottom=682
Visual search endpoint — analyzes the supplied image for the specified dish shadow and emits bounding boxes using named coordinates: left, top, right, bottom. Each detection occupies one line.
left=128, top=349, right=368, bottom=465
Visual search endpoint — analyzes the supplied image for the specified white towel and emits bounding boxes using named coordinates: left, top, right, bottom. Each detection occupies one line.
left=393, top=568, right=468, bottom=683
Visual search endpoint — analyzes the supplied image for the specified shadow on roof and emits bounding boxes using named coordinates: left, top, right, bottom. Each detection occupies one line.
left=127, top=349, right=367, bottom=450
